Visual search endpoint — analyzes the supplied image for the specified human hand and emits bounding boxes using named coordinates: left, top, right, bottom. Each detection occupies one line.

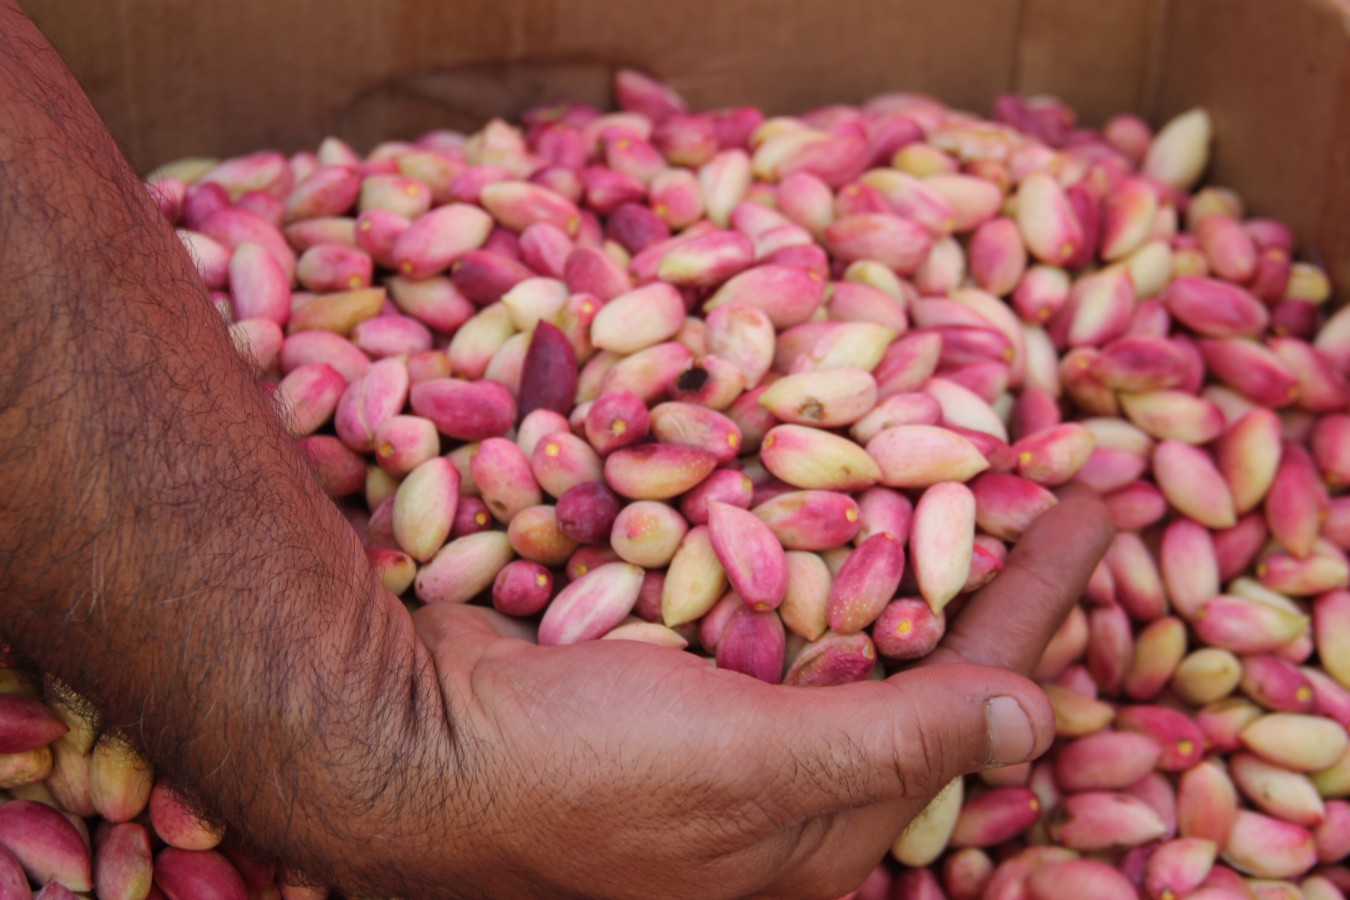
left=407, top=494, right=1114, bottom=899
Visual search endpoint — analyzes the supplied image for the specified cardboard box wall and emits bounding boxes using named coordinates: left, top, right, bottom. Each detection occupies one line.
left=18, top=0, right=1350, bottom=290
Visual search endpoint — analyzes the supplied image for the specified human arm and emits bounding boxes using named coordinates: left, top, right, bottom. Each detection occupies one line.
left=0, top=2, right=456, bottom=892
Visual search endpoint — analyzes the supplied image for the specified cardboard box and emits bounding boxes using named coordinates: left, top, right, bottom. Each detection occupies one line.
left=17, top=0, right=1350, bottom=289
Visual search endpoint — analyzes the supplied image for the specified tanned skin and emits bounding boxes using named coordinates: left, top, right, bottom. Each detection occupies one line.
left=0, top=4, right=1114, bottom=897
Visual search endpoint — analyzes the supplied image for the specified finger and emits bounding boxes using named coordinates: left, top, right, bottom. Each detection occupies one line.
left=756, top=805, right=901, bottom=899
left=410, top=603, right=536, bottom=691
left=471, top=606, right=538, bottom=642
left=412, top=602, right=535, bottom=647
left=925, top=493, right=1114, bottom=675
left=738, top=662, right=1055, bottom=821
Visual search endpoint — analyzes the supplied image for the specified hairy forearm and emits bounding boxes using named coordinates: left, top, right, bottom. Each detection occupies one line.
left=0, top=3, right=452, bottom=891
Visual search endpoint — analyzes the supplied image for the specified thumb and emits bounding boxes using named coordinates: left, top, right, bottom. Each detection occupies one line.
left=887, top=662, right=1057, bottom=778
left=751, top=663, right=1055, bottom=819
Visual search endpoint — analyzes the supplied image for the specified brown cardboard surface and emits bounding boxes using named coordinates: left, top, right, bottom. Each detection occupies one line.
left=16, top=0, right=1350, bottom=281
left=1013, top=0, right=1165, bottom=117
left=19, top=0, right=1020, bottom=166
left=1153, top=0, right=1350, bottom=289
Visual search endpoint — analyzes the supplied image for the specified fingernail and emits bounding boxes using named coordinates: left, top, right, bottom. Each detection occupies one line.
left=987, top=696, right=1036, bottom=766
